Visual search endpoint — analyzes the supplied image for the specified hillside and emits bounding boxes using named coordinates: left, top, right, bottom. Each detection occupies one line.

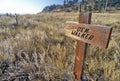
left=42, top=0, right=120, bottom=12
left=0, top=12, right=120, bottom=81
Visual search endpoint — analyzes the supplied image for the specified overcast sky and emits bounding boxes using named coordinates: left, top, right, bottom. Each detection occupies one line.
left=0, top=0, right=81, bottom=14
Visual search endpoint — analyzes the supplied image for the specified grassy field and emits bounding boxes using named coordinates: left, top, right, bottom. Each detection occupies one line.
left=0, top=12, right=120, bottom=81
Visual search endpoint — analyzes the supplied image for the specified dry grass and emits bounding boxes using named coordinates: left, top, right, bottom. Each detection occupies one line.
left=0, top=12, right=120, bottom=81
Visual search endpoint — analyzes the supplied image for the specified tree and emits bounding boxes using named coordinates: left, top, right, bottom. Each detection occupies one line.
left=73, top=0, right=78, bottom=3
left=84, top=4, right=87, bottom=11
left=81, top=0, right=87, bottom=11
left=104, top=0, right=108, bottom=12
left=107, top=0, right=114, bottom=12
left=115, top=3, right=120, bottom=10
left=88, top=5, right=92, bottom=11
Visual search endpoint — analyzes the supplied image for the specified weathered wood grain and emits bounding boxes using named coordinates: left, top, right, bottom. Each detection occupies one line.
left=73, top=13, right=91, bottom=80
left=65, top=21, right=112, bottom=48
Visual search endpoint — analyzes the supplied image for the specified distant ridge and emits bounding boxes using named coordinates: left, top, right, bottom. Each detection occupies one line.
left=42, top=0, right=120, bottom=12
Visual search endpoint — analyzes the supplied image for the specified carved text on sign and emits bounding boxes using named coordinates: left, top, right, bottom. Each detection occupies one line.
left=71, top=27, right=94, bottom=40
left=65, top=21, right=112, bottom=48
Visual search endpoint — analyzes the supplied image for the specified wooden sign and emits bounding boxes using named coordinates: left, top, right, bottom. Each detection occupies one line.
left=65, top=21, right=112, bottom=48
left=64, top=12, right=113, bottom=80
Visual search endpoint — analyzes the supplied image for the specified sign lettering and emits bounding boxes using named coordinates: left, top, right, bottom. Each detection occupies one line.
left=65, top=21, right=112, bottom=48
left=71, top=27, right=94, bottom=40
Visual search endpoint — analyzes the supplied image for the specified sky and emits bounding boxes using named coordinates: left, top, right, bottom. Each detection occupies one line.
left=0, top=0, right=81, bottom=14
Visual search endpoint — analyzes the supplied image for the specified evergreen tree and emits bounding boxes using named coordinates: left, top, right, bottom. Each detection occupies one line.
left=74, top=0, right=78, bottom=3
left=115, top=3, right=120, bottom=10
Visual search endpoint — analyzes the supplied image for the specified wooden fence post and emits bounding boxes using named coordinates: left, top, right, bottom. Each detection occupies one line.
left=15, top=13, right=18, bottom=25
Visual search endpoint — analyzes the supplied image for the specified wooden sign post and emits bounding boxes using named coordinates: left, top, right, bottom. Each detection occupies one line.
left=65, top=13, right=112, bottom=80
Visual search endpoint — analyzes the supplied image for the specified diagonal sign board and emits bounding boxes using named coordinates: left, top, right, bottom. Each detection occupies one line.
left=65, top=21, right=112, bottom=48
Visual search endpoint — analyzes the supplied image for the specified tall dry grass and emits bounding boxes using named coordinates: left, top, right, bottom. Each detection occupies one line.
left=0, top=12, right=120, bottom=81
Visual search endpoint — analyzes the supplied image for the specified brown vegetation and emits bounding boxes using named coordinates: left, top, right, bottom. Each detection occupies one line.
left=0, top=12, right=120, bottom=81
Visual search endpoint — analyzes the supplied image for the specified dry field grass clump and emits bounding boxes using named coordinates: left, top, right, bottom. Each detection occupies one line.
left=0, top=12, right=120, bottom=81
